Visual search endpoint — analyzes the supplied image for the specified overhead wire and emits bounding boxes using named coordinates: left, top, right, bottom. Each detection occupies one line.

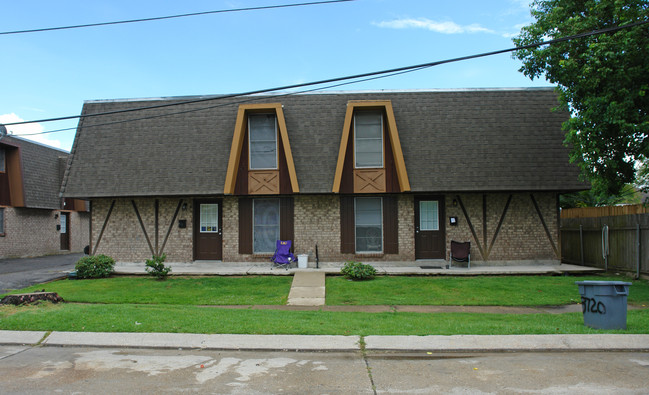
left=6, top=18, right=649, bottom=136
left=26, top=65, right=435, bottom=136
left=0, top=0, right=357, bottom=36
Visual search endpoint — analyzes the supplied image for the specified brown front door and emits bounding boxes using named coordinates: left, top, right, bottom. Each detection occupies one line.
left=193, top=199, right=222, bottom=260
left=60, top=212, right=70, bottom=250
left=414, top=196, right=445, bottom=259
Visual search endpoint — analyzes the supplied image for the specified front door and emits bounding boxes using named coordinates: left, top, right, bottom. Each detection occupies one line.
left=193, top=200, right=222, bottom=260
left=414, top=196, right=445, bottom=259
left=60, top=212, right=70, bottom=250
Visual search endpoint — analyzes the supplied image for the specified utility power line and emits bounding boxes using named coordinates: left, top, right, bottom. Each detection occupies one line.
left=0, top=0, right=356, bottom=35
left=5, top=19, right=648, bottom=135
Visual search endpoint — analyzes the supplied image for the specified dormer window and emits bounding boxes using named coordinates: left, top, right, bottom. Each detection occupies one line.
left=354, top=111, right=383, bottom=168
left=249, top=114, right=278, bottom=170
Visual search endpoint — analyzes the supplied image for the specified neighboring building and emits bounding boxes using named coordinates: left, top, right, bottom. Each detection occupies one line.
left=0, top=135, right=89, bottom=259
left=61, top=88, right=588, bottom=265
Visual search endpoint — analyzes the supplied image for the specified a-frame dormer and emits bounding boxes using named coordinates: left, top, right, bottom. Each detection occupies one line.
left=332, top=100, right=410, bottom=193
left=0, top=140, right=25, bottom=207
left=224, top=103, right=299, bottom=195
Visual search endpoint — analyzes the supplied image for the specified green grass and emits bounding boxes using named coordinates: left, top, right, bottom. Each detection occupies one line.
left=2, top=273, right=648, bottom=335
left=4, top=276, right=293, bottom=305
left=326, top=274, right=649, bottom=306
left=1, top=303, right=648, bottom=335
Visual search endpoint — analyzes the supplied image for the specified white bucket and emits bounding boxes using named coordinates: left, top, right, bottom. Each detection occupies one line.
left=297, top=254, right=308, bottom=268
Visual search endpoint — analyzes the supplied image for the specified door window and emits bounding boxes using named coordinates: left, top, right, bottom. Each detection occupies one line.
left=200, top=204, right=219, bottom=233
left=60, top=213, right=67, bottom=234
left=419, top=200, right=439, bottom=231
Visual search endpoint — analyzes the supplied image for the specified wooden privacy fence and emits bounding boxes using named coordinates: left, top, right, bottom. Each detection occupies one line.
left=560, top=210, right=648, bottom=278
left=561, top=204, right=649, bottom=219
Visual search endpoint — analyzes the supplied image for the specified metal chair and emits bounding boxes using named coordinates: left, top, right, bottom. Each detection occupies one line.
left=450, top=240, right=471, bottom=269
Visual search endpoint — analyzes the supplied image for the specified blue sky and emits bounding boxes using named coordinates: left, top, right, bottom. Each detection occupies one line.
left=0, top=0, right=549, bottom=151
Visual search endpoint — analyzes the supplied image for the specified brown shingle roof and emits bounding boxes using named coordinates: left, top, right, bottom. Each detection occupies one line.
left=3, top=135, right=68, bottom=209
left=62, top=88, right=587, bottom=198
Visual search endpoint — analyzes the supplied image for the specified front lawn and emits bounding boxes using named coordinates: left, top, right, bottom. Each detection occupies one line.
left=325, top=274, right=649, bottom=306
left=7, top=273, right=648, bottom=307
left=1, top=303, right=648, bottom=335
left=2, top=273, right=647, bottom=335
left=4, top=276, right=292, bottom=305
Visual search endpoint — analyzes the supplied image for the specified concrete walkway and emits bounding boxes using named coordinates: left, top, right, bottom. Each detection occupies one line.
left=287, top=271, right=325, bottom=306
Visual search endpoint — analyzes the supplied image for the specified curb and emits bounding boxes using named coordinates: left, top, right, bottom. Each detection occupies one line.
left=364, top=334, right=649, bottom=353
left=2, top=331, right=649, bottom=352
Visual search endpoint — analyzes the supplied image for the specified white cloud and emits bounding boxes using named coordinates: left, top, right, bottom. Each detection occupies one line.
left=0, top=113, right=62, bottom=149
left=374, top=18, right=495, bottom=35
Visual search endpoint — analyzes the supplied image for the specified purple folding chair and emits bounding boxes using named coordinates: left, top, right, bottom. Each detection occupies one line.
left=270, top=240, right=296, bottom=270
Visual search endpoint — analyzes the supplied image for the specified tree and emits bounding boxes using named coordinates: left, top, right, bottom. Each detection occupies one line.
left=513, top=0, right=649, bottom=196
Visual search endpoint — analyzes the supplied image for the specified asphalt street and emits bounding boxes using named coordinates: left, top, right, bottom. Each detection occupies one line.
left=0, top=346, right=648, bottom=394
left=0, top=253, right=82, bottom=294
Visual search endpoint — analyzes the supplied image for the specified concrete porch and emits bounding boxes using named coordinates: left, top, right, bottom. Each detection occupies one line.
left=113, top=260, right=603, bottom=276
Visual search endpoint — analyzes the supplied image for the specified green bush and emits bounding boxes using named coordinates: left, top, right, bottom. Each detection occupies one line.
left=75, top=255, right=115, bottom=279
left=341, top=261, right=376, bottom=281
left=145, top=254, right=171, bottom=280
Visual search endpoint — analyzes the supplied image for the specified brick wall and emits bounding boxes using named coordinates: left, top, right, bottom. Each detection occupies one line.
left=0, top=207, right=89, bottom=259
left=91, top=198, right=193, bottom=262
left=90, top=193, right=559, bottom=264
left=446, top=192, right=559, bottom=264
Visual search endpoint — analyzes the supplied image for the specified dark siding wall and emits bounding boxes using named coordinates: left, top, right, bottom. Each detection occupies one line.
left=383, top=195, right=399, bottom=254
left=238, top=198, right=252, bottom=254
left=340, top=196, right=355, bottom=253
left=279, top=197, right=294, bottom=244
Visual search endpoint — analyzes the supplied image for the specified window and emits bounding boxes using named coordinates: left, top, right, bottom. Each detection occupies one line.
left=200, top=204, right=219, bottom=233
left=355, top=197, right=383, bottom=253
left=253, top=198, right=280, bottom=253
left=0, top=207, right=4, bottom=234
left=0, top=147, right=5, bottom=172
left=419, top=200, right=439, bottom=231
left=354, top=111, right=383, bottom=168
left=249, top=114, right=277, bottom=170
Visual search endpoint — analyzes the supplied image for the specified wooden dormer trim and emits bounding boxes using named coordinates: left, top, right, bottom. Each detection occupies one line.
left=0, top=141, right=26, bottom=207
left=224, top=103, right=299, bottom=195
left=332, top=100, right=410, bottom=193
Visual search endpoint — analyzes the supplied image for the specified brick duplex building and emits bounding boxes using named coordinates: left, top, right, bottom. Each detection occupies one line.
left=0, top=135, right=89, bottom=258
left=61, top=88, right=587, bottom=265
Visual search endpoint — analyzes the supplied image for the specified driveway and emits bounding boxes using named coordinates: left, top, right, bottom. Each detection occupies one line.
left=0, top=253, right=83, bottom=294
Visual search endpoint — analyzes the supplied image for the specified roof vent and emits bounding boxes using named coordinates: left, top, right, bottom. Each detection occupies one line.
left=0, top=124, right=6, bottom=137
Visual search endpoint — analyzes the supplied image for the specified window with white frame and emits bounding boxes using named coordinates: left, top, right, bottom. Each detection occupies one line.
left=249, top=114, right=278, bottom=170
left=253, top=198, right=280, bottom=253
left=354, top=111, right=383, bottom=168
left=419, top=200, right=439, bottom=231
left=199, top=204, right=219, bottom=233
left=355, top=197, right=382, bottom=253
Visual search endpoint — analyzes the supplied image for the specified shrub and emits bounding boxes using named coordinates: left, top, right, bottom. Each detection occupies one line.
left=341, top=261, right=376, bottom=281
left=75, top=255, right=115, bottom=279
left=145, top=254, right=172, bottom=280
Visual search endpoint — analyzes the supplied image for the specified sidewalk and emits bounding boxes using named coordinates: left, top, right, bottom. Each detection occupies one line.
left=2, top=331, right=648, bottom=352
